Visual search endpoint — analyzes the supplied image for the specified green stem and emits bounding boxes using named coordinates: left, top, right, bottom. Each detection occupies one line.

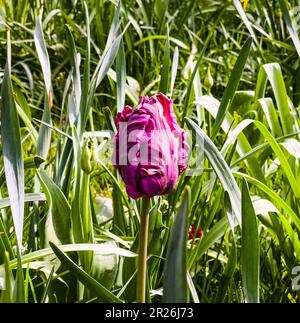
left=136, top=197, right=151, bottom=303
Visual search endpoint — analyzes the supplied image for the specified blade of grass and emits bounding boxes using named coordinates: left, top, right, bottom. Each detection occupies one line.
left=254, top=120, right=300, bottom=200
left=36, top=169, right=73, bottom=244
left=214, top=193, right=237, bottom=303
left=0, top=217, right=15, bottom=260
left=230, top=130, right=300, bottom=168
left=241, top=179, right=260, bottom=303
left=1, top=252, right=13, bottom=303
left=79, top=1, right=91, bottom=132
left=159, top=25, right=170, bottom=94
left=66, top=25, right=81, bottom=117
left=234, top=172, right=300, bottom=231
left=163, top=189, right=190, bottom=303
left=40, top=266, right=55, bottom=303
left=233, top=0, right=258, bottom=46
left=0, top=193, right=46, bottom=209
left=1, top=243, right=135, bottom=271
left=49, top=242, right=123, bottom=303
left=182, top=9, right=225, bottom=123
left=258, top=98, right=283, bottom=137
left=34, top=14, right=52, bottom=159
left=13, top=254, right=25, bottom=302
left=196, top=95, right=265, bottom=182
left=187, top=271, right=200, bottom=303
left=188, top=217, right=229, bottom=270
left=34, top=13, right=52, bottom=96
left=211, top=37, right=252, bottom=140
left=1, top=32, right=24, bottom=251
left=170, top=46, right=178, bottom=97
left=116, top=39, right=126, bottom=112
left=278, top=0, right=300, bottom=58
left=255, top=63, right=293, bottom=135
left=134, top=35, right=189, bottom=50
left=186, top=117, right=241, bottom=226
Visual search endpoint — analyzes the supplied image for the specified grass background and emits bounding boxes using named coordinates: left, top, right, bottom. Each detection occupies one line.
left=0, top=0, right=300, bottom=303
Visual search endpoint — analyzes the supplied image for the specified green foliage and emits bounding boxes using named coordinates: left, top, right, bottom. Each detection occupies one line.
left=1, top=0, right=300, bottom=303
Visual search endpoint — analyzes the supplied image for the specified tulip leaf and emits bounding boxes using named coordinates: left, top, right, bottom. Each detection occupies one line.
left=278, top=0, right=300, bottom=58
left=170, top=46, right=179, bottom=97
left=34, top=14, right=52, bottom=95
left=163, top=188, right=190, bottom=303
left=0, top=243, right=135, bottom=272
left=188, top=217, right=229, bottom=270
left=1, top=33, right=25, bottom=251
left=255, top=63, right=293, bottom=135
left=49, top=242, right=123, bottom=303
left=211, top=37, right=252, bottom=140
left=254, top=120, right=300, bottom=200
left=241, top=179, right=260, bottom=303
left=36, top=168, right=73, bottom=244
left=116, top=40, right=126, bottom=112
left=186, top=117, right=241, bottom=227
left=214, top=193, right=237, bottom=303
left=159, top=25, right=170, bottom=94
left=234, top=172, right=300, bottom=232
left=34, top=14, right=52, bottom=160
left=0, top=193, right=46, bottom=210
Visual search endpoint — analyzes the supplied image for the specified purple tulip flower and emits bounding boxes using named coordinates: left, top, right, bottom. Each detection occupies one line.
left=113, top=93, right=188, bottom=199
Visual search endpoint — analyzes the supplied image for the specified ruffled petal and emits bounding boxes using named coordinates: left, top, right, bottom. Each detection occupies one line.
left=113, top=93, right=189, bottom=199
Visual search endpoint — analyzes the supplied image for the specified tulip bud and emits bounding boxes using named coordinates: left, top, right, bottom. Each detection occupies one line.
left=204, top=64, right=214, bottom=93
left=81, top=140, right=92, bottom=174
left=233, top=111, right=242, bottom=124
left=275, top=8, right=282, bottom=19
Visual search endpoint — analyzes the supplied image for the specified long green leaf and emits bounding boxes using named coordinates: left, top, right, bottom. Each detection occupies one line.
left=211, top=37, right=252, bottom=139
left=116, top=40, right=126, bottom=112
left=258, top=98, right=283, bottom=137
left=170, top=46, right=179, bottom=97
left=254, top=120, right=300, bottom=200
left=14, top=254, right=25, bottom=302
left=0, top=193, right=46, bottom=209
left=0, top=252, right=13, bottom=303
left=1, top=243, right=135, bottom=271
left=1, top=33, right=24, bottom=250
left=255, top=63, right=293, bottom=135
left=163, top=189, right=190, bottom=303
left=188, top=217, right=229, bottom=270
left=36, top=169, right=73, bottom=244
left=40, top=266, right=55, bottom=303
left=278, top=0, right=300, bottom=58
left=196, top=95, right=265, bottom=182
left=159, top=25, right=170, bottom=93
left=95, top=33, right=125, bottom=89
left=233, top=0, right=258, bottom=46
left=214, top=195, right=237, bottom=303
left=186, top=117, right=241, bottom=226
left=241, top=179, right=260, bottom=303
left=34, top=14, right=52, bottom=159
left=34, top=13, right=52, bottom=95
left=66, top=25, right=81, bottom=116
left=49, top=242, right=123, bottom=303
left=182, top=10, right=225, bottom=123
left=234, top=172, right=300, bottom=232
left=79, top=1, right=91, bottom=133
